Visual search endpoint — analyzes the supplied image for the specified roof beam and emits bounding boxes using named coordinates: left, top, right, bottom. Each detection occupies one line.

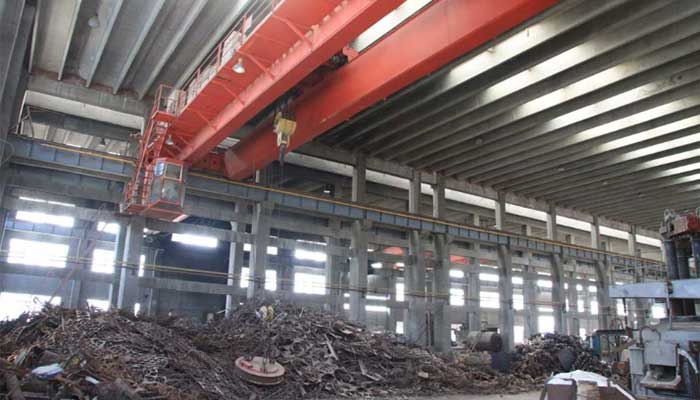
left=136, top=0, right=207, bottom=100
left=57, top=0, right=82, bottom=81
left=28, top=110, right=136, bottom=142
left=173, top=1, right=248, bottom=89
left=84, top=0, right=124, bottom=87
left=381, top=3, right=700, bottom=167
left=111, top=0, right=165, bottom=94
left=224, top=0, right=560, bottom=179
left=322, top=0, right=622, bottom=148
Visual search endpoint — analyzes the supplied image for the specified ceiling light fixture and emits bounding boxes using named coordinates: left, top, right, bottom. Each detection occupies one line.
left=233, top=58, right=246, bottom=74
left=88, top=15, right=100, bottom=29
left=165, top=135, right=174, bottom=146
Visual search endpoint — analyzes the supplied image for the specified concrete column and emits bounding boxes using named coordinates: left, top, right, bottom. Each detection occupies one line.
left=590, top=216, right=601, bottom=249
left=352, top=154, right=366, bottom=203
left=349, top=220, right=369, bottom=323
left=468, top=215, right=482, bottom=331
left=495, top=192, right=506, bottom=230
left=629, top=226, right=647, bottom=328
left=433, top=173, right=446, bottom=219
left=430, top=174, right=450, bottom=351
left=497, top=244, right=515, bottom=351
left=591, top=216, right=613, bottom=328
left=432, top=233, right=452, bottom=352
left=567, top=271, right=580, bottom=337
left=225, top=204, right=245, bottom=317
left=409, top=169, right=421, bottom=215
left=117, top=216, right=145, bottom=312
left=325, top=213, right=343, bottom=313
left=276, top=248, right=294, bottom=299
left=546, top=203, right=558, bottom=241
left=247, top=202, right=271, bottom=299
left=406, top=230, right=427, bottom=345
left=66, top=233, right=92, bottom=310
left=385, top=269, right=398, bottom=331
left=142, top=247, right=159, bottom=317
left=594, top=260, right=613, bottom=329
left=523, top=264, right=539, bottom=338
left=547, top=204, right=565, bottom=333
left=108, top=224, right=127, bottom=308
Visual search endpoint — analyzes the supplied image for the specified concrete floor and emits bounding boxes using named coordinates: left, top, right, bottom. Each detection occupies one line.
left=418, top=391, right=542, bottom=400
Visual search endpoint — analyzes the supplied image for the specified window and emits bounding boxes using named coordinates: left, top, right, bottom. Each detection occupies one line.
left=294, top=249, right=326, bottom=262
left=514, top=325, right=524, bottom=344
left=366, top=294, right=388, bottom=301
left=652, top=303, right=666, bottom=319
left=97, top=221, right=120, bottom=235
left=513, top=294, right=524, bottom=310
left=396, top=321, right=404, bottom=334
left=538, top=315, right=555, bottom=333
left=480, top=273, right=499, bottom=282
left=293, top=272, right=325, bottom=294
left=240, top=268, right=277, bottom=291
left=449, top=288, right=465, bottom=306
left=92, top=249, right=115, bottom=274
left=579, top=328, right=587, bottom=338
left=577, top=299, right=585, bottom=312
left=616, top=300, right=627, bottom=316
left=537, top=280, right=552, bottom=288
left=171, top=233, right=217, bottom=248
left=8, top=239, right=68, bottom=268
left=371, top=262, right=382, bottom=269
left=590, top=300, right=599, bottom=315
left=450, top=324, right=462, bottom=342
left=366, top=305, right=389, bottom=313
left=449, top=269, right=464, bottom=279
left=395, top=282, right=405, bottom=302
left=588, top=285, right=597, bottom=293
left=19, top=196, right=74, bottom=208
left=480, top=291, right=499, bottom=309
left=16, top=211, right=74, bottom=227
left=576, top=284, right=583, bottom=291
left=0, top=292, right=60, bottom=320
left=243, top=243, right=278, bottom=255
left=512, top=276, right=523, bottom=285
left=343, top=303, right=350, bottom=310
left=87, top=299, right=109, bottom=311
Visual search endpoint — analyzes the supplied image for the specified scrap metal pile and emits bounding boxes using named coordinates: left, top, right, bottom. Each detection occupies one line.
left=512, top=333, right=612, bottom=382
left=0, top=304, right=608, bottom=399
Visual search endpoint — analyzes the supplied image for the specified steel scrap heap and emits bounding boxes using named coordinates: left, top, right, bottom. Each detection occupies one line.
left=512, top=333, right=612, bottom=380
left=0, top=303, right=609, bottom=399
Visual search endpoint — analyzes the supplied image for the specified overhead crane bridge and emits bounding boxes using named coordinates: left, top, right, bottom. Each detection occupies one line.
left=123, top=0, right=559, bottom=221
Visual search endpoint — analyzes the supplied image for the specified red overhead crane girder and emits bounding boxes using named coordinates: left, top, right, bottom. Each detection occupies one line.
left=223, top=0, right=559, bottom=180
left=176, top=0, right=405, bottom=163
